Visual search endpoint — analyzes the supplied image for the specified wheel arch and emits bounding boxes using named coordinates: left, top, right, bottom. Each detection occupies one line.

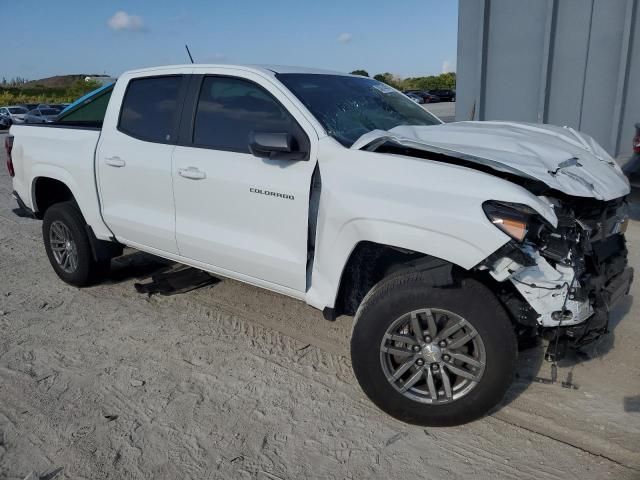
left=307, top=216, right=504, bottom=315
left=31, top=176, right=76, bottom=219
left=332, top=240, right=459, bottom=317
left=32, top=175, right=122, bottom=262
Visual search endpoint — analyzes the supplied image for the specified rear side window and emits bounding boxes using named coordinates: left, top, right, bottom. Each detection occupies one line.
left=58, top=85, right=113, bottom=127
left=119, top=76, right=183, bottom=143
left=193, top=76, right=298, bottom=152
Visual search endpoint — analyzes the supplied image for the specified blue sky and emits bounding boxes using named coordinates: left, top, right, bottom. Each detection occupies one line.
left=2, top=0, right=458, bottom=81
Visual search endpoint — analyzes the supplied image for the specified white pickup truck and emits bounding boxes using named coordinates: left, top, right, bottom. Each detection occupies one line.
left=6, top=64, right=633, bottom=426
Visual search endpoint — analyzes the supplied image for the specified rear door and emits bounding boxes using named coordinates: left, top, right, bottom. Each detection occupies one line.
left=96, top=74, right=188, bottom=254
left=171, top=70, right=318, bottom=291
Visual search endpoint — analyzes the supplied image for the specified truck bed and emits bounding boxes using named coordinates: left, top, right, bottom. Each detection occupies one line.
left=10, top=123, right=111, bottom=239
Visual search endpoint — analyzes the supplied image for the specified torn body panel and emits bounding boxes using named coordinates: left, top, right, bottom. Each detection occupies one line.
left=485, top=198, right=632, bottom=346
left=490, top=248, right=593, bottom=327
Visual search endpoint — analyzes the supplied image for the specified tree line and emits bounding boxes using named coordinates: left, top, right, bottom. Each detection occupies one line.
left=350, top=70, right=456, bottom=91
left=0, top=79, right=102, bottom=105
left=1, top=70, right=456, bottom=106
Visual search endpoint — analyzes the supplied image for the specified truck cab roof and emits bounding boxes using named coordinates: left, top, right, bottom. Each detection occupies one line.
left=123, top=64, right=350, bottom=78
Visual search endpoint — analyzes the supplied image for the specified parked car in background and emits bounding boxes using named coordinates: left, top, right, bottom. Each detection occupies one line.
left=24, top=108, right=60, bottom=124
left=0, top=106, right=28, bottom=124
left=55, top=104, right=70, bottom=111
left=43, top=104, right=67, bottom=113
left=0, top=113, right=11, bottom=129
left=404, top=90, right=440, bottom=103
left=429, top=89, right=456, bottom=102
left=405, top=92, right=424, bottom=104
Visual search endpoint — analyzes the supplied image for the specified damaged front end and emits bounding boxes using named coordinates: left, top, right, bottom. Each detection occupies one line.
left=350, top=121, right=633, bottom=359
left=481, top=197, right=633, bottom=359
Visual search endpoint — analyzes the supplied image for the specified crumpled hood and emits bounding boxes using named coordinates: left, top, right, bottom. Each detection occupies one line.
left=351, top=121, right=630, bottom=201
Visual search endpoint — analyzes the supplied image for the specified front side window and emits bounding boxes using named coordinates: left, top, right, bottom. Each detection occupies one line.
left=119, top=76, right=183, bottom=143
left=277, top=73, right=440, bottom=147
left=9, top=107, right=27, bottom=114
left=193, top=76, right=298, bottom=152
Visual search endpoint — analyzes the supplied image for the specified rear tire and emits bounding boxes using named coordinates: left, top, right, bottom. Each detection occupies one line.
left=351, top=273, right=516, bottom=426
left=42, top=201, right=109, bottom=286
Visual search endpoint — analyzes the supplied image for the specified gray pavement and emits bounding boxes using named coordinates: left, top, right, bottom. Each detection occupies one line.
left=423, top=101, right=456, bottom=122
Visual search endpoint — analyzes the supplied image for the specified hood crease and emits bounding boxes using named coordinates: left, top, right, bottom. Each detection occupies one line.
left=352, top=121, right=630, bottom=201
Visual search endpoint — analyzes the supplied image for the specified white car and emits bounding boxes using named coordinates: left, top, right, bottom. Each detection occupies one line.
left=6, top=64, right=633, bottom=426
left=0, top=105, right=28, bottom=124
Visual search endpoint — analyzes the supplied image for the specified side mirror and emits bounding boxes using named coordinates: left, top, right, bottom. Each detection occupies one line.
left=249, top=131, right=308, bottom=161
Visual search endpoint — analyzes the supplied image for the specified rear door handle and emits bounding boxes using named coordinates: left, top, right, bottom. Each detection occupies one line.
left=178, top=167, right=207, bottom=180
left=105, top=156, right=126, bottom=167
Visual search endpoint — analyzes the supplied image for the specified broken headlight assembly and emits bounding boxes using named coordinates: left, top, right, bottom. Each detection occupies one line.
left=482, top=201, right=546, bottom=242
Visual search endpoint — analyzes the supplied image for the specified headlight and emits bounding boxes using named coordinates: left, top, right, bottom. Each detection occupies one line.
left=483, top=201, right=539, bottom=242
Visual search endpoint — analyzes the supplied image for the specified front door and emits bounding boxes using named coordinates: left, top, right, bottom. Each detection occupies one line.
left=172, top=73, right=317, bottom=291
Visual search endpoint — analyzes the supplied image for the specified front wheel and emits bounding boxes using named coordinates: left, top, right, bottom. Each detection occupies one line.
left=351, top=273, right=516, bottom=426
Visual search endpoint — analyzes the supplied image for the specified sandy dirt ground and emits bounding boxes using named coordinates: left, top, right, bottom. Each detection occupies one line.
left=0, top=132, right=639, bottom=479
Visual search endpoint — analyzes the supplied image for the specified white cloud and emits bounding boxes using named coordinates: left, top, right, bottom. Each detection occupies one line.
left=337, top=33, right=353, bottom=44
left=442, top=59, right=456, bottom=73
left=108, top=11, right=145, bottom=32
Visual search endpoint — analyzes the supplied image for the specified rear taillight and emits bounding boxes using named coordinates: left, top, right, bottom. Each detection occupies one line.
left=634, top=133, right=640, bottom=154
left=5, top=135, right=14, bottom=177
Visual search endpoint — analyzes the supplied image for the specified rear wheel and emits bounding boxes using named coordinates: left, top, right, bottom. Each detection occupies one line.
left=351, top=273, right=516, bottom=426
left=43, top=201, right=109, bottom=286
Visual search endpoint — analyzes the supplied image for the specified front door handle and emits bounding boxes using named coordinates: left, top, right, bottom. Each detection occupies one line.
left=178, top=167, right=207, bottom=180
left=105, top=156, right=126, bottom=167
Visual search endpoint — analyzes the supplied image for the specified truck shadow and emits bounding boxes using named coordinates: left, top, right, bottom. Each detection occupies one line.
left=499, top=295, right=633, bottom=409
left=104, top=250, right=175, bottom=284
left=103, top=250, right=219, bottom=295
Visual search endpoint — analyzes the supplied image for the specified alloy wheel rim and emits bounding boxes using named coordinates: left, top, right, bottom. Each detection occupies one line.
left=380, top=308, right=486, bottom=404
left=49, top=220, right=78, bottom=273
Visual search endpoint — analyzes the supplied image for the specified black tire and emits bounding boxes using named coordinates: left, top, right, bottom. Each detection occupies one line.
left=351, top=273, right=517, bottom=426
left=42, top=201, right=109, bottom=286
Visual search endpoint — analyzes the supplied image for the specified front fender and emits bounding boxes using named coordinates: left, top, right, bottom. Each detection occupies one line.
left=305, top=216, right=507, bottom=311
left=304, top=137, right=556, bottom=311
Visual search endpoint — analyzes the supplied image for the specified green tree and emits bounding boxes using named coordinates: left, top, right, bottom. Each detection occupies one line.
left=350, top=69, right=369, bottom=77
left=373, top=73, right=401, bottom=89
left=402, top=72, right=456, bottom=91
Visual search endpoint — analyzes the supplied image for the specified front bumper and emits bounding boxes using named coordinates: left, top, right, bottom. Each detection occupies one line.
left=490, top=227, right=632, bottom=348
left=565, top=265, right=633, bottom=346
